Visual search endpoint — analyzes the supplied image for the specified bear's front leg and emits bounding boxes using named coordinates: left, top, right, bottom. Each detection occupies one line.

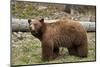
left=53, top=47, right=59, bottom=59
left=42, top=41, right=54, bottom=61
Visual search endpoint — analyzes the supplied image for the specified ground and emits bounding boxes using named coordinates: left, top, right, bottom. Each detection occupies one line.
left=12, top=32, right=96, bottom=65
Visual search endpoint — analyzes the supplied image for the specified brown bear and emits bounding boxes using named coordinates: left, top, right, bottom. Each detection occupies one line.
left=28, top=18, right=88, bottom=61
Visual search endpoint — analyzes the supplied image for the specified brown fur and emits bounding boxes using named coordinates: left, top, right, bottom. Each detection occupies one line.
left=28, top=18, right=88, bottom=61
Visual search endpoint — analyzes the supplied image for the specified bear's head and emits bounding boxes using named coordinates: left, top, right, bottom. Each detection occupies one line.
left=28, top=18, right=44, bottom=39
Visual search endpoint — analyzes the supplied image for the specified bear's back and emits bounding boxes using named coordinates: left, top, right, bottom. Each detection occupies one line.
left=45, top=20, right=85, bottom=35
left=42, top=20, right=87, bottom=47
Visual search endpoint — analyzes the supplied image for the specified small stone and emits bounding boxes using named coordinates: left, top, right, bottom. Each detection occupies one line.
left=17, top=32, right=23, bottom=40
left=37, top=6, right=47, bottom=10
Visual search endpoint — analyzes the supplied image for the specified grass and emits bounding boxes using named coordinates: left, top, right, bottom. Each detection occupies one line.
left=11, top=32, right=96, bottom=65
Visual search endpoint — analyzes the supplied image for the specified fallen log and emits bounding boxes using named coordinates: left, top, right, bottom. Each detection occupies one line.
left=12, top=19, right=29, bottom=32
left=11, top=18, right=95, bottom=32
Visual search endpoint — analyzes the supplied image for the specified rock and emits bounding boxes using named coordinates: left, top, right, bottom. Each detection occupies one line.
left=90, top=16, right=95, bottom=22
left=37, top=6, right=47, bottom=10
left=17, top=32, right=23, bottom=40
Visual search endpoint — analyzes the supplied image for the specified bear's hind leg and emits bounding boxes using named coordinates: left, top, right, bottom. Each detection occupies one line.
left=77, top=44, right=88, bottom=57
left=68, top=46, right=78, bottom=56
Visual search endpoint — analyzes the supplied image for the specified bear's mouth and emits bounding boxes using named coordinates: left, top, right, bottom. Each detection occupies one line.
left=31, top=30, right=38, bottom=35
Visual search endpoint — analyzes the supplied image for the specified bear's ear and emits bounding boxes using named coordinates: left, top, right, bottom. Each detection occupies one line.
left=39, top=18, right=44, bottom=23
left=28, top=19, right=31, bottom=24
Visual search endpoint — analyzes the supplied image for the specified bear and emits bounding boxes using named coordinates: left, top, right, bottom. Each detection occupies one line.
left=28, top=18, right=88, bottom=61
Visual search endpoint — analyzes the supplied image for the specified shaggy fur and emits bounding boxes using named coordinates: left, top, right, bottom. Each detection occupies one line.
left=28, top=18, right=88, bottom=61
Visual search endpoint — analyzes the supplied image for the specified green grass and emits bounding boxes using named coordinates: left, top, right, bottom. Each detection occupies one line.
left=12, top=32, right=96, bottom=65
